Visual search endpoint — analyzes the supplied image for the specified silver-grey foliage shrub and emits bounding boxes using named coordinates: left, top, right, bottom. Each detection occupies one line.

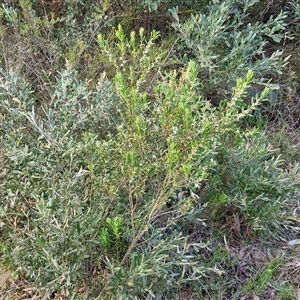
left=171, top=0, right=290, bottom=100
left=0, top=68, right=120, bottom=293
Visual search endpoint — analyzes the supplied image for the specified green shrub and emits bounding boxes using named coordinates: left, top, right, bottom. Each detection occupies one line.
left=0, top=0, right=110, bottom=98
left=0, top=1, right=299, bottom=299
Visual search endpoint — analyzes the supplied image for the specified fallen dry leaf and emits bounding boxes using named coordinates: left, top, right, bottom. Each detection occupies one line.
left=288, top=239, right=300, bottom=246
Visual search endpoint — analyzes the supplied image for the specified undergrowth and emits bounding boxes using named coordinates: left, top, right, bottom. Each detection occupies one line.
left=0, top=0, right=300, bottom=299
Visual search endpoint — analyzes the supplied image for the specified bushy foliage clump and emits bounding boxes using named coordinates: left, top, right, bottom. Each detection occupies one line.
left=170, top=0, right=290, bottom=102
left=0, top=0, right=299, bottom=299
